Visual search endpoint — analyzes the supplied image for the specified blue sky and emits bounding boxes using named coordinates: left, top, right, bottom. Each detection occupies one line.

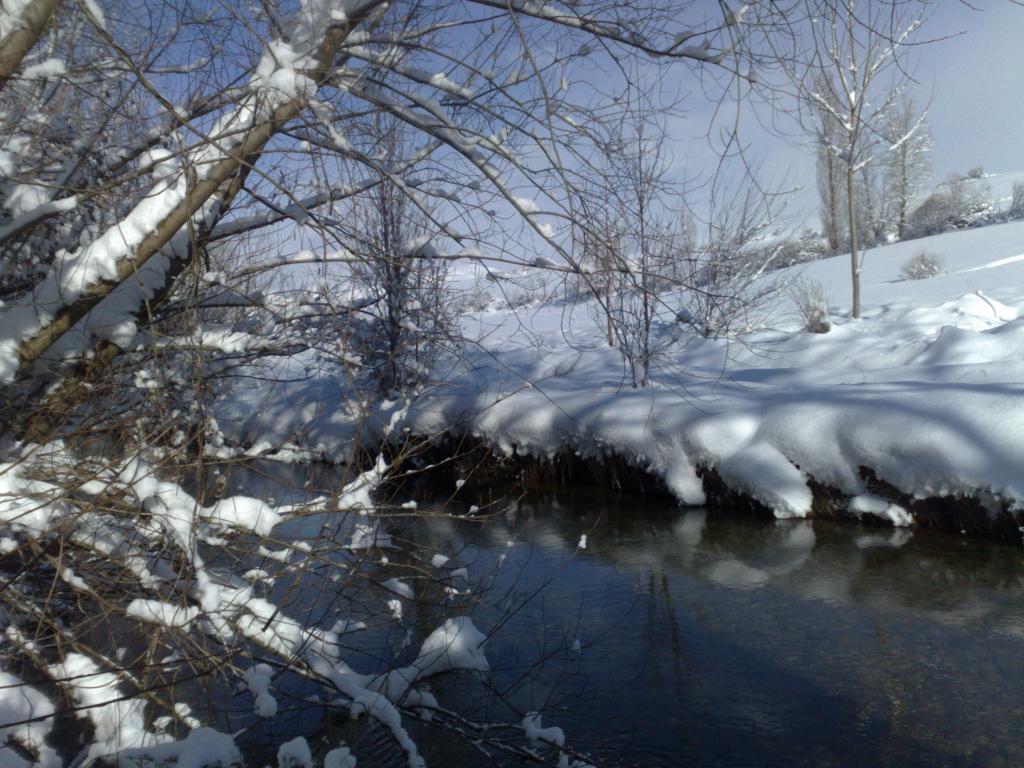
left=918, top=0, right=1024, bottom=178
left=661, top=0, right=1024, bottom=230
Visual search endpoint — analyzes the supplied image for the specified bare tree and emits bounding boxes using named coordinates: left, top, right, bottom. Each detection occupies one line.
left=783, top=0, right=928, bottom=317
left=573, top=90, right=692, bottom=387
left=343, top=116, right=454, bottom=396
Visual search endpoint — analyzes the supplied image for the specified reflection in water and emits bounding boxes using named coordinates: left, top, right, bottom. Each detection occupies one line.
left=219, top=464, right=1024, bottom=767
left=442, top=493, right=1024, bottom=768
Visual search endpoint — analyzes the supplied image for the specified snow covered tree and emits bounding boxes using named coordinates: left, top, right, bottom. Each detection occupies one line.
left=880, top=96, right=932, bottom=240
left=1010, top=182, right=1024, bottom=220
left=0, top=0, right=761, bottom=428
left=784, top=0, right=928, bottom=317
left=0, top=1, right=955, bottom=762
left=0, top=1, right=779, bottom=762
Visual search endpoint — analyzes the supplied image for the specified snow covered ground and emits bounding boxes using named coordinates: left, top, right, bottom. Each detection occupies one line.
left=224, top=219, right=1024, bottom=529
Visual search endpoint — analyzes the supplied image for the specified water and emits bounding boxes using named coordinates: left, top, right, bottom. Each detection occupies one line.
left=219, top=465, right=1024, bottom=767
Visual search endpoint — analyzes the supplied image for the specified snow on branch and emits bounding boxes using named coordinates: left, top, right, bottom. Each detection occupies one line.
left=0, top=0, right=387, bottom=383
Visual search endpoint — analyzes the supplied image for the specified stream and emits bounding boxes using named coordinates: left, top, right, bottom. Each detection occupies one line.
left=212, top=462, right=1024, bottom=768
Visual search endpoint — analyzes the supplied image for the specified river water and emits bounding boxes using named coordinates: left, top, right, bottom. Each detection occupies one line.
left=220, top=464, right=1024, bottom=768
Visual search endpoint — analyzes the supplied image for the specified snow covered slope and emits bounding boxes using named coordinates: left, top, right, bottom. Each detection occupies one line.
left=226, top=220, right=1024, bottom=530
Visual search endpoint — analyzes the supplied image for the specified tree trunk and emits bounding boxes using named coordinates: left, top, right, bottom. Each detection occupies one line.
left=3, top=3, right=387, bottom=385
left=897, top=149, right=909, bottom=240
left=846, top=162, right=860, bottom=318
left=827, top=161, right=839, bottom=253
left=0, top=0, right=59, bottom=91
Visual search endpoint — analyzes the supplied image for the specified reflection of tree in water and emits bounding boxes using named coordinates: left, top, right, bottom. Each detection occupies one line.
left=639, top=567, right=692, bottom=711
left=328, top=480, right=1024, bottom=766
left=527, top=494, right=1024, bottom=751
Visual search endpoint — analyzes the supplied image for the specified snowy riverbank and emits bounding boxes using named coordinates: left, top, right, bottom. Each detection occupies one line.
left=222, top=220, right=1024, bottom=535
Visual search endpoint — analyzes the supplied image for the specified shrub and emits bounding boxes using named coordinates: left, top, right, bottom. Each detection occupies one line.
left=771, top=233, right=831, bottom=269
left=1009, top=182, right=1024, bottom=221
left=900, top=251, right=946, bottom=280
left=906, top=173, right=993, bottom=240
left=790, top=278, right=831, bottom=333
left=905, top=191, right=955, bottom=239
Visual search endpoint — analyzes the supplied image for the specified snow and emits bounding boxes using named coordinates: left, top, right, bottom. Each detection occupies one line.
left=60, top=566, right=92, bottom=592
left=514, top=196, right=541, bottom=213
left=243, top=663, right=279, bottom=718
left=849, top=493, right=913, bottom=527
left=387, top=598, right=403, bottom=621
left=5, top=183, right=49, bottom=216
left=0, top=669, right=59, bottom=768
left=253, top=40, right=316, bottom=101
left=126, top=598, right=200, bottom=628
left=349, top=521, right=392, bottom=550
left=20, top=58, right=65, bottom=79
left=324, top=746, right=357, bottom=768
left=523, top=712, right=565, bottom=750
left=48, top=652, right=167, bottom=763
left=119, top=728, right=241, bottom=768
left=140, top=147, right=180, bottom=180
left=0, top=0, right=31, bottom=39
left=414, top=616, right=488, bottom=672
left=0, top=194, right=77, bottom=242
left=207, top=495, right=281, bottom=536
left=718, top=442, right=813, bottom=519
left=229, top=219, right=1024, bottom=525
left=0, top=457, right=90, bottom=539
left=80, top=0, right=106, bottom=29
left=382, top=577, right=414, bottom=598
left=277, top=736, right=313, bottom=768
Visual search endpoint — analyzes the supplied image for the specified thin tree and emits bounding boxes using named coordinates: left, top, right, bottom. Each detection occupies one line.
left=790, top=0, right=928, bottom=317
left=813, top=73, right=847, bottom=254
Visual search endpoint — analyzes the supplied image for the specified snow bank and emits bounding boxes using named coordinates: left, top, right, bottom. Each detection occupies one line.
left=227, top=220, right=1024, bottom=528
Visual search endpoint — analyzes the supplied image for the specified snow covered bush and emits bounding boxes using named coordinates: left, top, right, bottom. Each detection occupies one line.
left=899, top=251, right=947, bottom=280
left=905, top=172, right=993, bottom=239
left=790, top=279, right=831, bottom=333
left=683, top=188, right=786, bottom=340
left=770, top=232, right=831, bottom=269
left=1009, top=182, right=1024, bottom=221
left=903, top=191, right=950, bottom=239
